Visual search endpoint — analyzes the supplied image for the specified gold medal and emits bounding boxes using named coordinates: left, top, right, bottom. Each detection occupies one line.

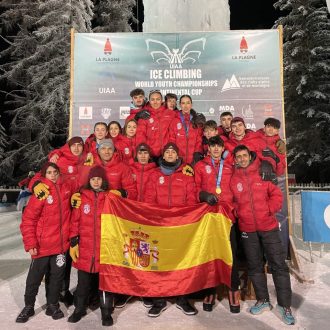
left=216, top=187, right=221, bottom=194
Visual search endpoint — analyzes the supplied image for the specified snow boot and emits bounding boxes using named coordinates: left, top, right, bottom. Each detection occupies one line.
left=100, top=291, right=114, bottom=326
left=228, top=290, right=240, bottom=314
left=16, top=305, right=35, bottom=323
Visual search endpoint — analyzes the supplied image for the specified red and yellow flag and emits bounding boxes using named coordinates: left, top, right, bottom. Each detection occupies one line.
left=99, top=193, right=234, bottom=297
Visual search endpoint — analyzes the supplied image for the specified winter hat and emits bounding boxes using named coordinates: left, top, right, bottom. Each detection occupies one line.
left=231, top=117, right=245, bottom=126
left=68, top=136, right=84, bottom=147
left=136, top=143, right=152, bottom=155
left=88, top=166, right=107, bottom=181
left=41, top=162, right=60, bottom=177
left=98, top=139, right=114, bottom=150
left=162, top=142, right=179, bottom=156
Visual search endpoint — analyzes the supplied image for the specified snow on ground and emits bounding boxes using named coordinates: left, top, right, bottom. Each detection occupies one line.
left=0, top=211, right=330, bottom=329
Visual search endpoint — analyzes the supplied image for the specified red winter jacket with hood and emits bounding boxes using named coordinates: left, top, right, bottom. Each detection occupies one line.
left=169, top=111, right=203, bottom=164
left=144, top=161, right=197, bottom=207
left=130, top=161, right=157, bottom=202
left=70, top=189, right=107, bottom=273
left=230, top=155, right=283, bottom=232
left=115, top=135, right=137, bottom=165
left=136, top=103, right=176, bottom=157
left=20, top=176, right=74, bottom=258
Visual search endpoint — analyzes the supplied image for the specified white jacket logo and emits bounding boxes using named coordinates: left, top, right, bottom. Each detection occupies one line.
left=83, top=204, right=91, bottom=214
left=146, top=38, right=206, bottom=65
left=237, top=183, right=243, bottom=192
left=47, top=195, right=53, bottom=204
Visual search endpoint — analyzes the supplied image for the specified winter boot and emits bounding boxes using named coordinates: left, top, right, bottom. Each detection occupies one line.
left=228, top=290, right=240, bottom=314
left=59, top=290, right=74, bottom=307
left=68, top=297, right=87, bottom=323
left=45, top=303, right=64, bottom=320
left=16, top=306, right=35, bottom=323
left=100, top=291, right=114, bottom=326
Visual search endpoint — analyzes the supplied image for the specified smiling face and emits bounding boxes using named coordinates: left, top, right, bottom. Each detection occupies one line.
left=264, top=125, right=279, bottom=137
left=98, top=146, right=114, bottom=162
left=231, top=121, right=246, bottom=140
left=109, top=123, right=120, bottom=138
left=234, top=149, right=251, bottom=168
left=125, top=121, right=137, bottom=138
left=70, top=143, right=83, bottom=156
left=180, top=96, right=192, bottom=115
left=149, top=92, right=162, bottom=110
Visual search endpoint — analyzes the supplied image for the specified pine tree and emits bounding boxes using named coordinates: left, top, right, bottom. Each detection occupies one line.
left=0, top=0, right=93, bottom=183
left=0, top=116, right=8, bottom=162
left=274, top=0, right=330, bottom=181
left=93, top=0, right=136, bottom=32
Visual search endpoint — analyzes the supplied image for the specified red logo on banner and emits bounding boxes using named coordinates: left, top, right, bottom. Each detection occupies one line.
left=264, top=104, right=274, bottom=117
left=80, top=124, right=91, bottom=137
left=240, top=37, right=248, bottom=53
left=104, top=38, right=112, bottom=55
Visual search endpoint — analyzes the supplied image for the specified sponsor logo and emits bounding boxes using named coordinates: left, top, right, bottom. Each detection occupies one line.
left=159, top=176, right=165, bottom=184
left=231, top=36, right=257, bottom=61
left=83, top=204, right=90, bottom=214
left=240, top=36, right=248, bottom=53
left=209, top=107, right=215, bottom=114
left=96, top=38, right=120, bottom=63
left=177, top=123, right=182, bottom=130
left=79, top=106, right=93, bottom=120
left=119, top=106, right=130, bottom=120
left=205, top=165, right=212, bottom=174
left=146, top=38, right=206, bottom=66
left=245, top=123, right=256, bottom=130
left=219, top=105, right=235, bottom=113
left=101, top=107, right=112, bottom=120
left=104, top=38, right=112, bottom=55
left=98, top=87, right=116, bottom=94
left=221, top=75, right=240, bottom=92
left=237, top=182, right=243, bottom=192
left=264, top=104, right=274, bottom=117
left=47, top=195, right=53, bottom=204
left=149, top=118, right=154, bottom=124
left=56, top=254, right=66, bottom=267
left=241, top=104, right=254, bottom=119
left=124, top=147, right=130, bottom=155
left=241, top=232, right=248, bottom=239
left=80, top=124, right=91, bottom=137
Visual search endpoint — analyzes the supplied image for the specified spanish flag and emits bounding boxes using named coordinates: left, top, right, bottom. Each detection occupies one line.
left=99, top=194, right=234, bottom=297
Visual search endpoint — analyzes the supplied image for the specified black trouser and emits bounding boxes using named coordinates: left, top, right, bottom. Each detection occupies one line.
left=62, top=250, right=72, bottom=292
left=230, top=222, right=240, bottom=291
left=75, top=270, right=99, bottom=308
left=241, top=229, right=292, bottom=307
left=24, top=254, right=66, bottom=306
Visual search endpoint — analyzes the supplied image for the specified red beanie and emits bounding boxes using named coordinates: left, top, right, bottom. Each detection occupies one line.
left=68, top=136, right=84, bottom=147
left=162, top=142, right=179, bottom=156
left=41, top=162, right=60, bottom=177
left=88, top=166, right=107, bottom=181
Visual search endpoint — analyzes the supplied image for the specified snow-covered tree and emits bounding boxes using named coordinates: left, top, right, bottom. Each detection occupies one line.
left=0, top=0, right=93, bottom=182
left=93, top=0, right=136, bottom=32
left=0, top=116, right=8, bottom=162
left=274, top=0, right=330, bottom=181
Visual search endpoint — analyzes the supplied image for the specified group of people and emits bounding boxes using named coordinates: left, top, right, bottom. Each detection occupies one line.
left=16, top=88, right=295, bottom=326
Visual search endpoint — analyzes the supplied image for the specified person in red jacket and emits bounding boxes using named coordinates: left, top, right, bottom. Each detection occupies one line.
left=115, top=119, right=138, bottom=165
left=135, top=90, right=176, bottom=159
left=194, top=136, right=240, bottom=313
left=164, top=93, right=178, bottom=111
left=108, top=121, right=122, bottom=143
left=230, top=145, right=295, bottom=326
left=202, top=120, right=219, bottom=156
left=218, top=111, right=233, bottom=139
left=126, top=88, right=147, bottom=122
left=68, top=166, right=114, bottom=326
left=144, top=142, right=197, bottom=317
left=16, top=162, right=74, bottom=323
left=169, top=95, right=203, bottom=165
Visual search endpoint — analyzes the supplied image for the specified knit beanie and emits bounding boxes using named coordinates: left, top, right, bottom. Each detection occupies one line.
left=88, top=166, right=107, bottom=181
left=162, top=142, right=179, bottom=156
left=68, top=136, right=84, bottom=147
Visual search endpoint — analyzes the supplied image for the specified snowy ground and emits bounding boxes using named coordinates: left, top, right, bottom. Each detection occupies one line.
left=1, top=211, right=330, bottom=329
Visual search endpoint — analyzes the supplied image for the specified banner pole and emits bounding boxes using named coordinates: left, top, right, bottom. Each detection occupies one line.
left=69, top=28, right=75, bottom=139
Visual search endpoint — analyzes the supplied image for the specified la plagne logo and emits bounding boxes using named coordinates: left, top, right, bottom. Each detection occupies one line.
left=221, top=75, right=241, bottom=92
left=145, top=38, right=206, bottom=66
left=96, top=38, right=120, bottom=63
left=232, top=36, right=256, bottom=61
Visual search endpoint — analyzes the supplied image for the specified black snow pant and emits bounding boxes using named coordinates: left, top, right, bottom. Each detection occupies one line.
left=240, top=229, right=292, bottom=307
left=24, top=254, right=66, bottom=306
left=75, top=270, right=99, bottom=308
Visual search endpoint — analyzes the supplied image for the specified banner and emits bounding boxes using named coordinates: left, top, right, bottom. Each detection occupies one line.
left=302, top=191, right=330, bottom=243
left=99, top=194, right=233, bottom=297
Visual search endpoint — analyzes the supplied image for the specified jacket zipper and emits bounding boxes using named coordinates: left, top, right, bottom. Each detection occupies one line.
left=168, top=176, right=172, bottom=207
left=90, top=192, right=97, bottom=273
left=244, top=170, right=257, bottom=231
left=139, top=165, right=144, bottom=202
left=55, top=184, right=64, bottom=253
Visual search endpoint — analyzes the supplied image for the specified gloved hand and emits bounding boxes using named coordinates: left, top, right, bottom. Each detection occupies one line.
left=199, top=191, right=218, bottom=205
left=134, top=109, right=150, bottom=121
left=84, top=153, right=94, bottom=166
left=71, top=193, right=81, bottom=208
left=259, top=160, right=278, bottom=185
left=110, top=189, right=127, bottom=198
left=70, top=245, right=79, bottom=262
left=275, top=139, right=286, bottom=154
left=69, top=236, right=79, bottom=262
left=32, top=181, right=50, bottom=200
left=262, top=148, right=280, bottom=163
left=182, top=164, right=194, bottom=176
left=191, top=152, right=204, bottom=167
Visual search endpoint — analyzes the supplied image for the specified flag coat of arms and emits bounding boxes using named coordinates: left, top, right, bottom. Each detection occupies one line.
left=99, top=194, right=234, bottom=297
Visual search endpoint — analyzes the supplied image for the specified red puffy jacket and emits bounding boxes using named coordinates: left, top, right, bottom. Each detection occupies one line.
left=48, top=144, right=86, bottom=181
left=84, top=133, right=111, bottom=160
left=144, top=164, right=197, bottom=207
left=78, top=153, right=137, bottom=200
left=130, top=162, right=157, bottom=202
left=70, top=189, right=107, bottom=273
left=230, top=157, right=283, bottom=232
left=115, top=135, right=137, bottom=165
left=255, top=129, right=286, bottom=176
left=136, top=104, right=176, bottom=157
left=194, top=155, right=233, bottom=204
left=169, top=112, right=203, bottom=164
left=20, top=177, right=74, bottom=258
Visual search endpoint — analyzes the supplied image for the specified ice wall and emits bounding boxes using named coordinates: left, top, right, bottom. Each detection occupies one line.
left=143, top=0, right=230, bottom=32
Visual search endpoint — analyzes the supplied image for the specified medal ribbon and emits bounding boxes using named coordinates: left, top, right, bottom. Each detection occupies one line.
left=211, top=157, right=224, bottom=192
left=179, top=112, right=193, bottom=136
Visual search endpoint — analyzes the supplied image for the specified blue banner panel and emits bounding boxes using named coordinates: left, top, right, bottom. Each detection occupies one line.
left=302, top=191, right=330, bottom=243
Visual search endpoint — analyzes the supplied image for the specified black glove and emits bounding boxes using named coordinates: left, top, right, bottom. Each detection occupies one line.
left=199, top=191, right=218, bottom=206
left=134, top=109, right=150, bottom=121
left=191, top=152, right=204, bottom=166
left=70, top=236, right=79, bottom=247
left=118, top=189, right=128, bottom=198
left=259, top=160, right=278, bottom=185
left=262, top=148, right=280, bottom=164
